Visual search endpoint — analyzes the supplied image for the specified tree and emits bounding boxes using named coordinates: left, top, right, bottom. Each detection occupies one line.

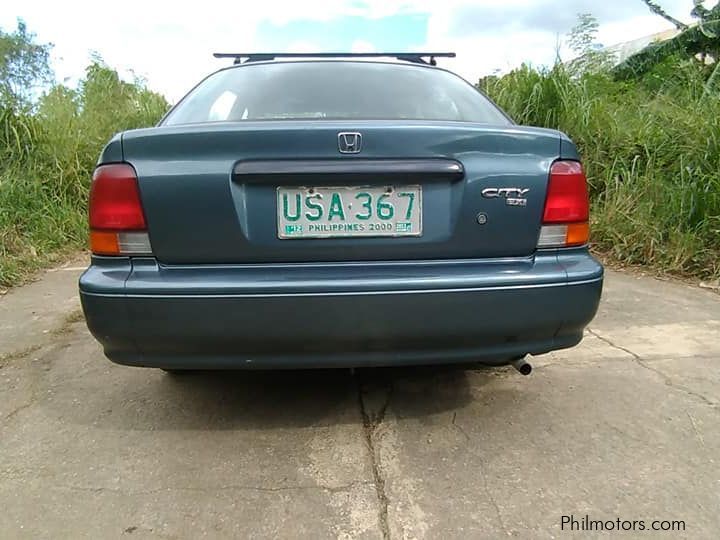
left=567, top=14, right=613, bottom=74
left=0, top=19, right=53, bottom=108
left=613, top=1, right=720, bottom=83
left=639, top=0, right=688, bottom=30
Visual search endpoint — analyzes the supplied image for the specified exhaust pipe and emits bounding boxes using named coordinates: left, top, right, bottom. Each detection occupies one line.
left=511, top=357, right=532, bottom=376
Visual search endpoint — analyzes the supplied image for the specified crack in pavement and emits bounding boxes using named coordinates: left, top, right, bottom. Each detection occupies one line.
left=587, top=328, right=718, bottom=410
left=49, top=309, right=85, bottom=336
left=356, top=374, right=393, bottom=540
left=2, top=400, right=37, bottom=424
left=52, top=481, right=373, bottom=497
left=0, top=345, right=42, bottom=369
left=121, top=525, right=177, bottom=539
left=476, top=451, right=510, bottom=538
left=0, top=310, right=83, bottom=370
left=450, top=411, right=470, bottom=441
left=0, top=308, right=85, bottom=369
left=0, top=343, right=67, bottom=424
left=451, top=413, right=511, bottom=538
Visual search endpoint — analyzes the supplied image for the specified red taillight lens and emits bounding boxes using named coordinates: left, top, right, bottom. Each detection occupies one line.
left=89, top=164, right=151, bottom=256
left=537, top=161, right=590, bottom=248
left=543, top=161, right=589, bottom=224
left=89, top=164, right=146, bottom=231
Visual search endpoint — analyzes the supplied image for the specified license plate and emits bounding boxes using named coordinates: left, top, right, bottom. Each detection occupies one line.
left=277, top=185, right=422, bottom=239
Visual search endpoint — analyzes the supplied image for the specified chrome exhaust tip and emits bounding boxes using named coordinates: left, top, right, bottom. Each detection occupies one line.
left=511, top=357, right=532, bottom=376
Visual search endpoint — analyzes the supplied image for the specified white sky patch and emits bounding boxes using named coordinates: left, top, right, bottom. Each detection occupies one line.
left=2, top=0, right=702, bottom=102
left=286, top=40, right=324, bottom=53
left=351, top=40, right=378, bottom=53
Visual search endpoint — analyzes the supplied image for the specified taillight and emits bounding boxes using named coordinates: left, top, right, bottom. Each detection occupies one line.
left=537, top=161, right=590, bottom=248
left=89, top=164, right=152, bottom=256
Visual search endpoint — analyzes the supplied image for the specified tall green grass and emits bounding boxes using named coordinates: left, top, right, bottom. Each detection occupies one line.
left=0, top=62, right=168, bottom=286
left=483, top=60, right=720, bottom=280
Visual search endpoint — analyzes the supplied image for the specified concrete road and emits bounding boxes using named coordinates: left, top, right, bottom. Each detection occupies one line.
left=1, top=257, right=719, bottom=539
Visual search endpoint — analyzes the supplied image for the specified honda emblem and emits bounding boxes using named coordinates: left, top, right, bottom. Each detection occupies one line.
left=338, top=132, right=363, bottom=154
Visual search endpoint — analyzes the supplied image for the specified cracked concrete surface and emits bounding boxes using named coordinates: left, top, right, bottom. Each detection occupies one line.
left=357, top=376, right=393, bottom=540
left=1, top=259, right=719, bottom=539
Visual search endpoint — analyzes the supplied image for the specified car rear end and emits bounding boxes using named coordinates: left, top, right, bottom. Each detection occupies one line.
left=79, top=58, right=603, bottom=369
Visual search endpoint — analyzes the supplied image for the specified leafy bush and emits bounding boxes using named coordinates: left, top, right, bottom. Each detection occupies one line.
left=0, top=54, right=168, bottom=286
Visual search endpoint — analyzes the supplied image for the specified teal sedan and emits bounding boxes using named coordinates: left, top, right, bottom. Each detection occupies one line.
left=79, top=53, right=603, bottom=373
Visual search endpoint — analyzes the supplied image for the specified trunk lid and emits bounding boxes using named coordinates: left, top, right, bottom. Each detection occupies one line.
left=121, top=120, right=561, bottom=263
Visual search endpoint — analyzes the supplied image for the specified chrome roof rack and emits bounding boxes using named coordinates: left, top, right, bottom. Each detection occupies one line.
left=212, top=52, right=456, bottom=66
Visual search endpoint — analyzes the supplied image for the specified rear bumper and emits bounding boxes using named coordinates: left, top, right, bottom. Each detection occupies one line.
left=79, top=250, right=603, bottom=368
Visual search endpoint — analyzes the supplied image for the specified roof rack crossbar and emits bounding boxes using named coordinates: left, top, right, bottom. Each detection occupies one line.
left=212, top=52, right=456, bottom=66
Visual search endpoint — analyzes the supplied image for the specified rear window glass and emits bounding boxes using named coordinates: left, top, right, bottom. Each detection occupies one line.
left=163, top=62, right=510, bottom=125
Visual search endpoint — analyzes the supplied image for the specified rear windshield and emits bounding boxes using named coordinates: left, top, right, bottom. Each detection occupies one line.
left=162, top=61, right=510, bottom=125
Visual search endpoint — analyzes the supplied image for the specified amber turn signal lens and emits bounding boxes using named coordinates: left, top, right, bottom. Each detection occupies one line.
left=565, top=222, right=590, bottom=246
left=90, top=231, right=120, bottom=255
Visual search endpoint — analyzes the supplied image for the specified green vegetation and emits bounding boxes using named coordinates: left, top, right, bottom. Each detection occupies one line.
left=1, top=22, right=168, bottom=286
left=482, top=11, right=720, bottom=281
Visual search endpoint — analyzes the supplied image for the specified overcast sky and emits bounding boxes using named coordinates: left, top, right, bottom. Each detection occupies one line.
left=2, top=0, right=703, bottom=103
